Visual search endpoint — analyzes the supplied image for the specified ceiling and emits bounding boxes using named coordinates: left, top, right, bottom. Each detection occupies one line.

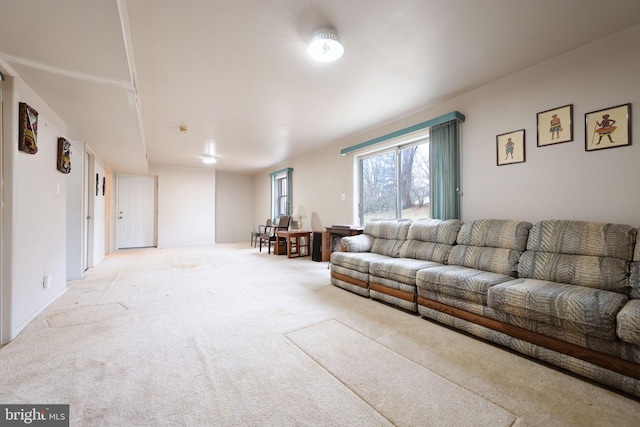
left=2, top=0, right=640, bottom=174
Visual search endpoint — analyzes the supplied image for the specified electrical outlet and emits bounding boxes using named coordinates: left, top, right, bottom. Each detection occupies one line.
left=341, top=194, right=346, bottom=201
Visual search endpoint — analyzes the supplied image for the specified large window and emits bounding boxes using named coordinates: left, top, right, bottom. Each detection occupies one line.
left=360, top=139, right=430, bottom=223
left=349, top=112, right=463, bottom=224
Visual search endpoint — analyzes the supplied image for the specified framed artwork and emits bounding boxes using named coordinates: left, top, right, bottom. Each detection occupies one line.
left=18, top=102, right=39, bottom=154
left=96, top=174, right=100, bottom=196
left=537, top=104, right=573, bottom=147
left=585, top=103, right=631, bottom=151
left=497, top=129, right=525, bottom=166
left=57, top=138, right=71, bottom=174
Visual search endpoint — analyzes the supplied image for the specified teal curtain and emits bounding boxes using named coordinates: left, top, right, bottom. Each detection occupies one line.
left=430, top=120, right=460, bottom=219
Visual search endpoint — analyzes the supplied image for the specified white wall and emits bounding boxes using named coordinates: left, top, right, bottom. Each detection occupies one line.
left=215, top=172, right=253, bottom=243
left=149, top=164, right=216, bottom=247
left=254, top=25, right=640, bottom=228
left=458, top=26, right=640, bottom=225
left=11, top=78, right=68, bottom=338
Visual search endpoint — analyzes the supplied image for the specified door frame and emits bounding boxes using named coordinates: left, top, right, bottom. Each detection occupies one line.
left=0, top=70, right=13, bottom=345
left=84, top=150, right=96, bottom=270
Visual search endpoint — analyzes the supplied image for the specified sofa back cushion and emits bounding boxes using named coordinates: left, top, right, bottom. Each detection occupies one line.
left=447, top=219, right=532, bottom=277
left=518, top=220, right=636, bottom=294
left=363, top=219, right=412, bottom=257
left=399, top=219, right=463, bottom=262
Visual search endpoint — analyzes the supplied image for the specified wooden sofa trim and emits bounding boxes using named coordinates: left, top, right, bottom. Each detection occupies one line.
left=417, top=296, right=640, bottom=381
left=371, top=282, right=415, bottom=302
left=331, top=271, right=368, bottom=289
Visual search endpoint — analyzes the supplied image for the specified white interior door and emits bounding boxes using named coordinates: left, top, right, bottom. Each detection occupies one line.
left=118, top=175, right=156, bottom=249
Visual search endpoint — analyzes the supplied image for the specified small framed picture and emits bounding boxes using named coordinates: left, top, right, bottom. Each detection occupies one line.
left=537, top=104, right=573, bottom=147
left=497, top=129, right=525, bottom=166
left=585, top=103, right=631, bottom=151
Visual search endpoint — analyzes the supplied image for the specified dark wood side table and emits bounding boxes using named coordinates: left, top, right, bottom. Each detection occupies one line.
left=324, top=225, right=364, bottom=261
left=276, top=230, right=311, bottom=258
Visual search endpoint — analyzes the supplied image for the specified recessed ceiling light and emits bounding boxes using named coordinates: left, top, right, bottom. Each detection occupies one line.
left=308, top=28, right=344, bottom=62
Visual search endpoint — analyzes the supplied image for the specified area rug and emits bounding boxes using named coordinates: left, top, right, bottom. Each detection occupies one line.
left=286, top=319, right=518, bottom=426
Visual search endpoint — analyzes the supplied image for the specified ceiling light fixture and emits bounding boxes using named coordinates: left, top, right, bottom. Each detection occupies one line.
left=307, top=28, right=344, bottom=62
left=201, top=154, right=217, bottom=164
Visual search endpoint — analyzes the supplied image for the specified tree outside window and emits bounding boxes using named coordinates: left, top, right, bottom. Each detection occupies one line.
left=360, top=140, right=429, bottom=223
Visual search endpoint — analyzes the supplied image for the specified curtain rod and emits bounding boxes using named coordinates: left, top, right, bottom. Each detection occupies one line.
left=269, top=167, right=293, bottom=177
left=340, top=111, right=465, bottom=156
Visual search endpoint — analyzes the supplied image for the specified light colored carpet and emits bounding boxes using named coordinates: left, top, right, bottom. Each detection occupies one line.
left=287, top=319, right=516, bottom=426
left=1, top=243, right=639, bottom=426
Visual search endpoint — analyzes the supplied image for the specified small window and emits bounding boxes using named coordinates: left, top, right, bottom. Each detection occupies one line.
left=270, top=168, right=292, bottom=219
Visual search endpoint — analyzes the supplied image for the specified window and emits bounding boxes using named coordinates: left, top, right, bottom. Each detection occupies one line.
left=276, top=175, right=288, bottom=217
left=360, top=138, right=430, bottom=223
left=348, top=112, right=463, bottom=224
left=270, top=168, right=292, bottom=219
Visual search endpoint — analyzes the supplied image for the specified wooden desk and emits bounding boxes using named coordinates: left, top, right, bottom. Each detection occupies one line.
left=276, top=231, right=311, bottom=258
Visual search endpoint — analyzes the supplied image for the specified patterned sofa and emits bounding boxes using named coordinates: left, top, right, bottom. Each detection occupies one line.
left=331, top=218, right=640, bottom=397
left=330, top=219, right=412, bottom=297
left=369, top=219, right=462, bottom=312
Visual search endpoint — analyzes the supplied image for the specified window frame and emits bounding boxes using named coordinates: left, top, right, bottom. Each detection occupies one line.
left=269, top=167, right=292, bottom=219
left=356, top=132, right=429, bottom=224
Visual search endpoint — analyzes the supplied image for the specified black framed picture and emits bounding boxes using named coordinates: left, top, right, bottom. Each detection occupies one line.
left=497, top=129, right=525, bottom=166
left=537, top=104, right=573, bottom=147
left=585, top=103, right=631, bottom=151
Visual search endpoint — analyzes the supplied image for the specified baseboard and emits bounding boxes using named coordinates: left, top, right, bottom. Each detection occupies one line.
left=11, top=287, right=67, bottom=341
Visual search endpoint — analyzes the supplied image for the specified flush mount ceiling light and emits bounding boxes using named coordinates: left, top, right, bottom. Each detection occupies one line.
left=307, top=28, right=344, bottom=62
left=200, top=154, right=217, bottom=164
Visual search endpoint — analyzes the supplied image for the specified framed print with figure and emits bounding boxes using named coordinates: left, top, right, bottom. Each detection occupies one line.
left=537, top=104, right=573, bottom=147
left=585, top=103, right=631, bottom=151
left=497, top=129, right=525, bottom=166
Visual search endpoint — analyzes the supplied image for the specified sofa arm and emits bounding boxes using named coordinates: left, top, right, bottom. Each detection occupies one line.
left=341, top=234, right=374, bottom=252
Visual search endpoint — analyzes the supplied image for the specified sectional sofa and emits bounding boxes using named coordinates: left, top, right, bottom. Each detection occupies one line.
left=329, top=218, right=640, bottom=398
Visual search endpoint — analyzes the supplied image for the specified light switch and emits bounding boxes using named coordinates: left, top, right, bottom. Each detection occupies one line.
left=56, top=182, right=61, bottom=194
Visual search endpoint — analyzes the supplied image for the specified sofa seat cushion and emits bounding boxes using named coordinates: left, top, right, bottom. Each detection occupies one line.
left=331, top=252, right=392, bottom=274
left=370, top=258, right=444, bottom=285
left=617, top=300, right=640, bottom=345
left=488, top=278, right=628, bottom=340
left=416, top=265, right=515, bottom=305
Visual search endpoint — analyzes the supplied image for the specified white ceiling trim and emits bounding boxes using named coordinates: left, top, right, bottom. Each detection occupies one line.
left=117, top=0, right=148, bottom=164
left=0, top=52, right=132, bottom=90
